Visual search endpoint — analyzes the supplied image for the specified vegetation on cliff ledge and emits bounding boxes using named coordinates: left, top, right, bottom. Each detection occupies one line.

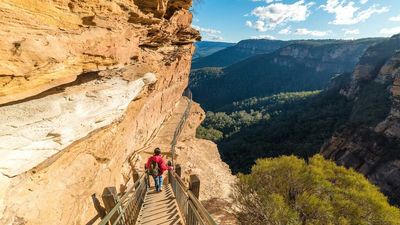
left=234, top=155, right=400, bottom=225
left=196, top=91, right=321, bottom=142
left=197, top=87, right=351, bottom=173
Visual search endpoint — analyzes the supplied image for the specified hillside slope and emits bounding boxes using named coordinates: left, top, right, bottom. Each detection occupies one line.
left=197, top=35, right=400, bottom=204
left=193, top=41, right=235, bottom=59
left=191, top=39, right=383, bottom=110
left=191, top=39, right=290, bottom=69
left=214, top=77, right=352, bottom=173
left=321, top=34, right=400, bottom=204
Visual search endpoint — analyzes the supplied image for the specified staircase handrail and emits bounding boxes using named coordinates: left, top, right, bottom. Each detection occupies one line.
left=169, top=170, right=218, bottom=225
left=171, top=88, right=193, bottom=166
left=98, top=173, right=148, bottom=225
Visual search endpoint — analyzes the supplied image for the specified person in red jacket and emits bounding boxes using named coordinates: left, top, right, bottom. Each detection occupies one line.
left=145, top=148, right=173, bottom=192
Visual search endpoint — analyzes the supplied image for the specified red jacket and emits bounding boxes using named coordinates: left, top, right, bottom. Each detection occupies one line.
left=145, top=155, right=171, bottom=176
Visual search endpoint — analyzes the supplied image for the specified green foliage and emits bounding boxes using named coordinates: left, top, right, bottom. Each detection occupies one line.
left=350, top=81, right=391, bottom=126
left=193, top=41, right=235, bottom=59
left=358, top=36, right=399, bottom=70
left=191, top=54, right=333, bottom=110
left=235, top=155, right=400, bottom=225
left=221, top=91, right=321, bottom=113
left=197, top=91, right=320, bottom=142
left=189, top=67, right=224, bottom=89
left=201, top=85, right=352, bottom=173
left=190, top=39, right=382, bottom=111
left=196, top=126, right=223, bottom=142
left=192, top=39, right=288, bottom=69
left=199, top=110, right=267, bottom=138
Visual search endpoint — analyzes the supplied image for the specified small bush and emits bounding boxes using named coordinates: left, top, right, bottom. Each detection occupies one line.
left=234, top=155, right=400, bottom=225
left=196, top=126, right=223, bottom=142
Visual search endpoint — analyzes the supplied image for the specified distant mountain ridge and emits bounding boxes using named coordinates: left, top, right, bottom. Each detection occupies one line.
left=191, top=38, right=385, bottom=110
left=193, top=41, right=235, bottom=59
left=191, top=39, right=291, bottom=69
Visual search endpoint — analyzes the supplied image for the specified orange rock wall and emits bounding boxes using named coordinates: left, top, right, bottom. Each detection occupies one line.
left=0, top=0, right=201, bottom=224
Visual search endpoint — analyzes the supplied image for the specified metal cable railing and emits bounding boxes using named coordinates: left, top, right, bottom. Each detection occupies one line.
left=171, top=88, right=193, bottom=166
left=168, top=88, right=218, bottom=225
left=98, top=174, right=148, bottom=225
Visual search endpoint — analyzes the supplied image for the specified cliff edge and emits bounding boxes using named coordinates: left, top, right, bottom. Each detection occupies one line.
left=322, top=34, right=400, bottom=204
left=0, top=1, right=234, bottom=225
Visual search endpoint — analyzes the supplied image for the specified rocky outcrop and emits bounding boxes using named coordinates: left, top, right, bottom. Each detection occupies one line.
left=0, top=0, right=199, bottom=105
left=322, top=34, right=400, bottom=204
left=0, top=0, right=202, bottom=224
left=322, top=128, right=400, bottom=203
left=175, top=102, right=237, bottom=225
left=0, top=72, right=158, bottom=177
left=343, top=35, right=400, bottom=98
left=276, top=40, right=380, bottom=74
left=175, top=102, right=235, bottom=200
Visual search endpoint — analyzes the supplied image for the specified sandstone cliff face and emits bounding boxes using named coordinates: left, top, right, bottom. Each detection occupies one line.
left=0, top=1, right=208, bottom=224
left=343, top=35, right=400, bottom=98
left=276, top=41, right=376, bottom=74
left=322, top=34, right=400, bottom=204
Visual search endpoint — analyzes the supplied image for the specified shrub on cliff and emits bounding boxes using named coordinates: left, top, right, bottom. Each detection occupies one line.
left=234, top=155, right=400, bottom=225
left=196, top=126, right=223, bottom=142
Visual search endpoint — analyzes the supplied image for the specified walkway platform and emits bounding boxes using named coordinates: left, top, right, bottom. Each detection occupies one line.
left=137, top=185, right=184, bottom=225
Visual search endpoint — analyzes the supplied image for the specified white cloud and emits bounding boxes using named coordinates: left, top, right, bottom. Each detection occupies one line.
left=380, top=27, right=400, bottom=36
left=205, top=34, right=224, bottom=41
left=192, top=25, right=221, bottom=34
left=248, top=0, right=315, bottom=31
left=343, top=28, right=360, bottom=35
left=246, top=20, right=267, bottom=32
left=389, top=15, right=400, bottom=22
left=251, top=34, right=277, bottom=40
left=192, top=25, right=224, bottom=41
left=359, top=0, right=368, bottom=4
left=294, top=28, right=332, bottom=37
left=251, top=0, right=281, bottom=3
left=321, top=0, right=389, bottom=25
left=278, top=26, right=292, bottom=34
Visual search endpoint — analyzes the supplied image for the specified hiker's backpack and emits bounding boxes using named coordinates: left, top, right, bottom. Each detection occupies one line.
left=149, top=159, right=160, bottom=177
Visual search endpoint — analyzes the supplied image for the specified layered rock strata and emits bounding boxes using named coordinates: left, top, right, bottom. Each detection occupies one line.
left=0, top=1, right=214, bottom=225
left=322, top=34, right=400, bottom=204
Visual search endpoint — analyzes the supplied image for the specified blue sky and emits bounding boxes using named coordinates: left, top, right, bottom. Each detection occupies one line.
left=191, top=0, right=400, bottom=42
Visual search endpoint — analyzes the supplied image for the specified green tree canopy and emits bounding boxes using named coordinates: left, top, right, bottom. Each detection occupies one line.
left=234, top=155, right=400, bottom=225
